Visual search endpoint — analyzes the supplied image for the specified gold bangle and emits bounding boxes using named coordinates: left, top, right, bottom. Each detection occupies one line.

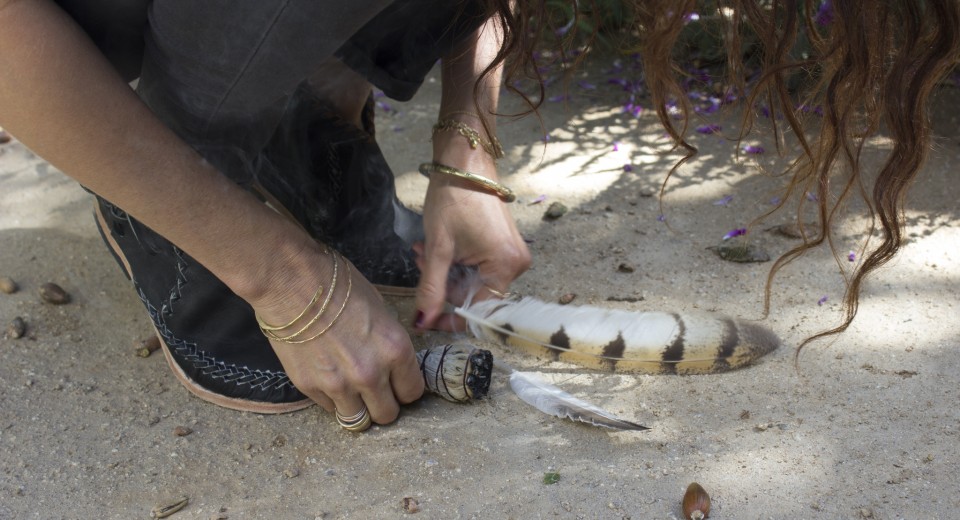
left=255, top=282, right=324, bottom=332
left=256, top=250, right=350, bottom=344
left=432, top=119, right=505, bottom=159
left=260, top=252, right=339, bottom=342
left=254, top=247, right=331, bottom=331
left=418, top=162, right=516, bottom=203
left=277, top=260, right=353, bottom=344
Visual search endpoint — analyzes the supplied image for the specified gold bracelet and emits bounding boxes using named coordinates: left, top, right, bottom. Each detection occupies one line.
left=278, top=260, right=353, bottom=344
left=260, top=252, right=339, bottom=342
left=440, top=111, right=482, bottom=121
left=418, top=162, right=516, bottom=203
left=255, top=281, right=324, bottom=332
left=254, top=247, right=331, bottom=331
left=432, top=119, right=505, bottom=159
left=256, top=250, right=347, bottom=344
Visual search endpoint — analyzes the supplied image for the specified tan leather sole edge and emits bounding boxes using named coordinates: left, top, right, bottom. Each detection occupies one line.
left=95, top=202, right=314, bottom=414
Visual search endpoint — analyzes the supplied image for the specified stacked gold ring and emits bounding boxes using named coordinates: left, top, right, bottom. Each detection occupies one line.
left=335, top=405, right=372, bottom=432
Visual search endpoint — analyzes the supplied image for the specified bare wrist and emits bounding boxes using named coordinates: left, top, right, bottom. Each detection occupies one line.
left=224, top=219, right=332, bottom=312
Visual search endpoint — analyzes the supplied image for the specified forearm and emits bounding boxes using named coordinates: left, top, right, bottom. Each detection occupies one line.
left=434, top=14, right=506, bottom=177
left=0, top=0, right=320, bottom=303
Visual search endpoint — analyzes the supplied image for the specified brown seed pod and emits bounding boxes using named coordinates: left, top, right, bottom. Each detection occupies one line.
left=0, top=276, right=18, bottom=294
left=39, top=282, right=70, bottom=305
left=682, top=482, right=711, bottom=520
left=173, top=426, right=192, bottom=437
left=151, top=496, right=188, bottom=518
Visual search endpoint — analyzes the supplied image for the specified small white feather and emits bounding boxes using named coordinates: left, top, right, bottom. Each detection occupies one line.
left=508, top=371, right=648, bottom=431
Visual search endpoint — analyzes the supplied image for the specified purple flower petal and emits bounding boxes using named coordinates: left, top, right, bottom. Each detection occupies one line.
left=815, top=0, right=833, bottom=26
left=607, top=77, right=629, bottom=88
left=623, top=164, right=634, bottom=173
left=547, top=94, right=570, bottom=103
left=684, top=12, right=700, bottom=23
left=713, top=195, right=734, bottom=206
left=530, top=194, right=547, bottom=205
left=847, top=251, right=856, bottom=262
left=657, top=214, right=666, bottom=223
left=742, top=144, right=765, bottom=154
left=722, top=228, right=747, bottom=240
left=697, top=124, right=722, bottom=134
left=577, top=81, right=596, bottom=90
left=612, top=141, right=620, bottom=152
left=817, top=295, right=829, bottom=306
left=770, top=196, right=782, bottom=205
left=806, top=191, right=818, bottom=202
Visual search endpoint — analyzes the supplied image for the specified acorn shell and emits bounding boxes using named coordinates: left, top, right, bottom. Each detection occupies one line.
left=682, top=482, right=711, bottom=520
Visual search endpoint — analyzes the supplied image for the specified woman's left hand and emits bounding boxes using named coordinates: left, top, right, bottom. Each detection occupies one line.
left=413, top=152, right=530, bottom=331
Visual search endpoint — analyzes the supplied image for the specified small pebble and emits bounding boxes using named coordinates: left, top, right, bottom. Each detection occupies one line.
left=0, top=276, right=18, bottom=294
left=617, top=263, right=635, bottom=273
left=173, top=426, right=192, bottom=437
left=272, top=435, right=287, bottom=448
left=283, top=468, right=300, bottom=479
left=543, top=202, right=568, bottom=220
left=6, top=317, right=26, bottom=339
left=135, top=336, right=162, bottom=358
left=39, top=283, right=70, bottom=305
left=401, top=497, right=420, bottom=514
left=558, top=293, right=576, bottom=305
left=0, top=129, right=11, bottom=144
left=711, top=243, right=771, bottom=263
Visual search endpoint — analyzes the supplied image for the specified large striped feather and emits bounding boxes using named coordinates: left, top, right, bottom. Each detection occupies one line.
left=455, top=297, right=779, bottom=374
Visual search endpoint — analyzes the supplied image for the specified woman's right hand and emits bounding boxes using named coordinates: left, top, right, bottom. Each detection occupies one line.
left=247, top=241, right=425, bottom=425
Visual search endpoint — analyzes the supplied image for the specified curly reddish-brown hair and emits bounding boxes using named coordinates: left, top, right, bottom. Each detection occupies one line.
left=477, top=0, right=960, bottom=350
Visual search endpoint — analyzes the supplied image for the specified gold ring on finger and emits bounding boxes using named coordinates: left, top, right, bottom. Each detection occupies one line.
left=342, top=412, right=372, bottom=433
left=484, top=285, right=517, bottom=300
left=336, top=405, right=372, bottom=432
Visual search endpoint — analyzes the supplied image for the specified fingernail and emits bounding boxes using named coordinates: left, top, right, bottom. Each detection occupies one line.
left=413, top=311, right=425, bottom=329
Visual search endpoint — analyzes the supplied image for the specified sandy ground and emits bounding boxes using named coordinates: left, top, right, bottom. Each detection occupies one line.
left=1, top=58, right=959, bottom=519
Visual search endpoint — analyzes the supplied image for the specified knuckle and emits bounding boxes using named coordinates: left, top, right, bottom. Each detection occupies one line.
left=373, top=404, right=400, bottom=425
left=351, top=364, right=380, bottom=388
left=398, top=380, right=425, bottom=404
left=321, top=376, right=349, bottom=397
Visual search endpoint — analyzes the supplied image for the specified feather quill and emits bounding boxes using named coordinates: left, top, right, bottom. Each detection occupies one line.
left=455, top=296, right=779, bottom=374
left=507, top=368, right=649, bottom=431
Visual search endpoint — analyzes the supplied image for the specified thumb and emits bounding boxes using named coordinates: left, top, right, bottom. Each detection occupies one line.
left=414, top=239, right=454, bottom=330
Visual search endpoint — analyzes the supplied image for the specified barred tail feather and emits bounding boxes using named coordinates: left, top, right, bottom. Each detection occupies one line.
left=455, top=297, right=780, bottom=374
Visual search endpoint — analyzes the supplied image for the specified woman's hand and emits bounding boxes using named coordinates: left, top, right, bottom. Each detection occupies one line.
left=247, top=243, right=425, bottom=425
left=414, top=11, right=530, bottom=330
left=414, top=147, right=531, bottom=331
